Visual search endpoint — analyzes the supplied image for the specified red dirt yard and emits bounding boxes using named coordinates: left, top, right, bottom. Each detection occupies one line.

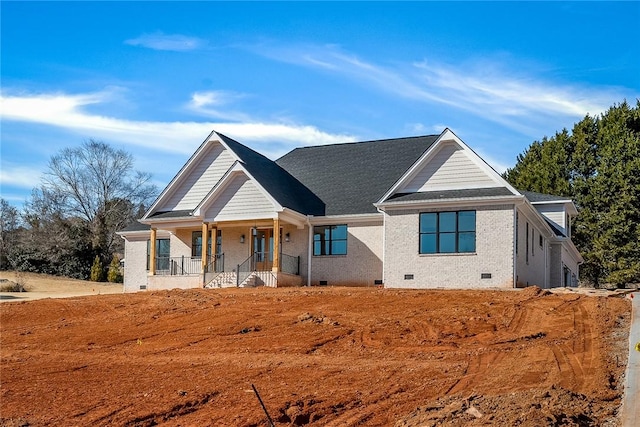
left=0, top=286, right=631, bottom=426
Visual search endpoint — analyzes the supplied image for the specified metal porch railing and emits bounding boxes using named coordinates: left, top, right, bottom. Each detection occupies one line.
left=155, top=253, right=224, bottom=276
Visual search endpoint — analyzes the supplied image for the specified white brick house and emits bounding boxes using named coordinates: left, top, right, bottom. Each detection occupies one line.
left=119, top=128, right=583, bottom=292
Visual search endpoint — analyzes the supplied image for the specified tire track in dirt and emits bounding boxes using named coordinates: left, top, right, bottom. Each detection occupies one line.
left=320, top=385, right=406, bottom=427
left=445, top=301, right=535, bottom=395
left=547, top=301, right=593, bottom=392
left=121, top=391, right=219, bottom=426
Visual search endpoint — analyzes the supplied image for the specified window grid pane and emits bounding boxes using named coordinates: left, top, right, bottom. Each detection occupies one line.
left=419, top=211, right=476, bottom=254
left=313, top=225, right=347, bottom=256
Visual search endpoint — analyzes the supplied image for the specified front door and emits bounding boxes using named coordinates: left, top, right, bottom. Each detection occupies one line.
left=252, top=229, right=273, bottom=271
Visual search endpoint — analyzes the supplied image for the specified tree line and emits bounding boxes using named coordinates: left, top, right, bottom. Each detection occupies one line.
left=1, top=101, right=638, bottom=287
left=0, top=140, right=157, bottom=282
left=504, top=100, right=640, bottom=287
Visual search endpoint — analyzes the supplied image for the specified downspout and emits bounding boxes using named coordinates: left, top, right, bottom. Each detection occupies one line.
left=544, top=238, right=548, bottom=289
left=376, top=205, right=386, bottom=286
left=307, top=216, right=313, bottom=287
left=512, top=204, right=519, bottom=288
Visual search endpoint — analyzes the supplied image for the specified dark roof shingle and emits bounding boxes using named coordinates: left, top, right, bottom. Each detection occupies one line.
left=520, top=190, right=570, bottom=203
left=385, top=187, right=514, bottom=203
left=218, top=133, right=326, bottom=216
left=276, top=135, right=439, bottom=215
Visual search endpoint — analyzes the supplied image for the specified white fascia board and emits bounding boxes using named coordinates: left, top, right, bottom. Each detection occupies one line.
left=307, top=213, right=383, bottom=225
left=530, top=199, right=579, bottom=216
left=376, top=195, right=523, bottom=211
left=142, top=130, right=239, bottom=220
left=120, top=229, right=172, bottom=239
left=377, top=128, right=520, bottom=204
left=141, top=219, right=203, bottom=229
left=211, top=212, right=280, bottom=222
left=116, top=229, right=150, bottom=239
left=139, top=214, right=195, bottom=225
left=280, top=208, right=308, bottom=228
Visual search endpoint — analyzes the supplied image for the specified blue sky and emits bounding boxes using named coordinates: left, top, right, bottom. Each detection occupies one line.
left=2, top=1, right=639, bottom=207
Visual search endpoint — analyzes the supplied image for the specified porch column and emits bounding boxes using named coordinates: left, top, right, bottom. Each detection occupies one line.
left=210, top=226, right=218, bottom=272
left=201, top=222, right=208, bottom=272
left=272, top=218, right=280, bottom=273
left=149, top=228, right=157, bottom=276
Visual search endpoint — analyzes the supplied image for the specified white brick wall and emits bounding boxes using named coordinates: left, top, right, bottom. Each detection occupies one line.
left=514, top=208, right=549, bottom=288
left=310, top=221, right=383, bottom=287
left=383, top=205, right=514, bottom=289
left=122, top=233, right=150, bottom=293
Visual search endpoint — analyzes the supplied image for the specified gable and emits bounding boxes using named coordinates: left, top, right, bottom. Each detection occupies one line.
left=203, top=172, right=277, bottom=221
left=399, top=140, right=500, bottom=193
left=157, top=142, right=235, bottom=211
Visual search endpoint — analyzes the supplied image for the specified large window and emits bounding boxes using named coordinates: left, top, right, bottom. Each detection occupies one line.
left=419, top=211, right=476, bottom=254
left=147, top=238, right=170, bottom=270
left=192, top=230, right=222, bottom=257
left=313, top=225, right=347, bottom=256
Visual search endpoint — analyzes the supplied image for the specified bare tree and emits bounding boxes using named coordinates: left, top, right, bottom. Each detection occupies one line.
left=42, top=140, right=158, bottom=258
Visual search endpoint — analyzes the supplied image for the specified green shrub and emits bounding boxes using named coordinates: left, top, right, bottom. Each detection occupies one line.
left=90, top=256, right=104, bottom=282
left=107, top=255, right=123, bottom=283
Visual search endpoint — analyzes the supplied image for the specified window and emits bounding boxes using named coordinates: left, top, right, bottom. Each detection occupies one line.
left=419, top=211, right=476, bottom=254
left=539, top=235, right=543, bottom=247
left=192, top=230, right=222, bottom=257
left=532, top=228, right=535, bottom=256
left=313, top=225, right=347, bottom=256
left=147, top=238, right=170, bottom=270
left=515, top=212, right=519, bottom=255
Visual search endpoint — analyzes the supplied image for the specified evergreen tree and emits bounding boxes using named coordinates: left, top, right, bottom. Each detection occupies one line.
left=107, top=255, right=123, bottom=283
left=90, top=256, right=104, bottom=282
left=504, top=100, right=640, bottom=287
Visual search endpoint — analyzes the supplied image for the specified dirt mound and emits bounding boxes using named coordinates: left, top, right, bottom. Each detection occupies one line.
left=0, top=286, right=631, bottom=426
left=398, top=386, right=617, bottom=426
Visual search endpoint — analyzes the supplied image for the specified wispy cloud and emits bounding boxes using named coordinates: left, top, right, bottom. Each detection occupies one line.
left=0, top=164, right=43, bottom=189
left=0, top=89, right=356, bottom=158
left=186, top=90, right=252, bottom=122
left=253, top=43, right=625, bottom=137
left=125, top=32, right=206, bottom=51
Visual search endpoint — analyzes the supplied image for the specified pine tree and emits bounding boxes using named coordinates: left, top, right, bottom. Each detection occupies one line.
left=107, top=255, right=123, bottom=283
left=504, top=100, right=640, bottom=287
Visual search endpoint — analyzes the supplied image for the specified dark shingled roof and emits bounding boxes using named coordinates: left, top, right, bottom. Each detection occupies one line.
left=521, top=190, right=570, bottom=203
left=276, top=135, right=439, bottom=215
left=218, top=133, right=326, bottom=216
left=120, top=221, right=151, bottom=232
left=147, top=210, right=193, bottom=219
left=385, top=187, right=514, bottom=203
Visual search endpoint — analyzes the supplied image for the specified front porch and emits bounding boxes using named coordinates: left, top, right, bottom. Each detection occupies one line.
left=146, top=217, right=306, bottom=290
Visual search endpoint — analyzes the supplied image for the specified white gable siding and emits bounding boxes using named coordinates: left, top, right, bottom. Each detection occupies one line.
left=534, top=204, right=567, bottom=236
left=401, top=142, right=498, bottom=192
left=204, top=174, right=275, bottom=221
left=159, top=143, right=235, bottom=211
